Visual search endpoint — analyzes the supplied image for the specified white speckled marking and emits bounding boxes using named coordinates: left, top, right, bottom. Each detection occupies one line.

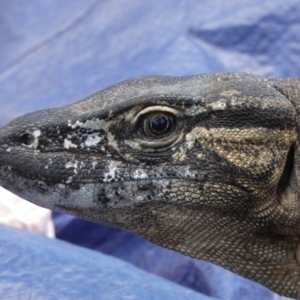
left=66, top=176, right=73, bottom=184
left=85, top=134, right=102, bottom=147
left=103, top=161, right=119, bottom=182
left=133, top=169, right=148, bottom=179
left=207, top=99, right=227, bottom=111
left=65, top=160, right=85, bottom=175
left=32, top=130, right=41, bottom=138
left=64, top=138, right=77, bottom=149
left=68, top=118, right=109, bottom=131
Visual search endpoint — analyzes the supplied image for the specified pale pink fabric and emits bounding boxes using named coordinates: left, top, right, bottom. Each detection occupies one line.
left=0, top=187, right=55, bottom=238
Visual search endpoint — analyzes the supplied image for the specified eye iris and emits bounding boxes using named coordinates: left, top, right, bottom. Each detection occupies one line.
left=151, top=115, right=169, bottom=133
left=140, top=111, right=176, bottom=138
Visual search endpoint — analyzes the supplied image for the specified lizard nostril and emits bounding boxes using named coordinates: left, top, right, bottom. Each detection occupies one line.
left=19, top=132, right=35, bottom=146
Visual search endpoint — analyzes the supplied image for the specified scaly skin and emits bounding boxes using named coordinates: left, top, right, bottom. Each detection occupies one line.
left=1, top=73, right=300, bottom=298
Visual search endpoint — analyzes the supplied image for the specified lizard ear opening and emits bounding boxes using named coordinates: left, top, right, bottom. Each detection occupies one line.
left=277, top=145, right=295, bottom=197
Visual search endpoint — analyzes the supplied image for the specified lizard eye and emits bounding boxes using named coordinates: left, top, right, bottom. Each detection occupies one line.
left=132, top=106, right=183, bottom=150
left=141, top=112, right=176, bottom=138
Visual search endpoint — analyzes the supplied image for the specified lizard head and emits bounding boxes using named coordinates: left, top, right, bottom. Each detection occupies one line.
left=0, top=73, right=300, bottom=298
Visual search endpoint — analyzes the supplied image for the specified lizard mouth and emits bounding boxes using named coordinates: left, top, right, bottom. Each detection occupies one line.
left=51, top=177, right=252, bottom=215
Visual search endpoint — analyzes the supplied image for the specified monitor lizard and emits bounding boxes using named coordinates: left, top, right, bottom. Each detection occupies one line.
left=0, top=72, right=300, bottom=299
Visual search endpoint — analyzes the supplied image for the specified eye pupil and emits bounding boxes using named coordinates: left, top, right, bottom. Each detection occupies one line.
left=140, top=111, right=176, bottom=139
left=151, top=115, right=169, bottom=133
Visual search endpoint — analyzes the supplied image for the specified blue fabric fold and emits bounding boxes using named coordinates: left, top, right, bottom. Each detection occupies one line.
left=0, top=224, right=214, bottom=300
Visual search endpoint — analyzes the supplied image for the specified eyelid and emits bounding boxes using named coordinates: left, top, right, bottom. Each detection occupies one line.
left=133, top=106, right=183, bottom=123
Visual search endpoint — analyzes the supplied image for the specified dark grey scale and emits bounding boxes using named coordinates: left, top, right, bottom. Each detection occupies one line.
left=58, top=136, right=64, bottom=143
left=212, top=108, right=292, bottom=129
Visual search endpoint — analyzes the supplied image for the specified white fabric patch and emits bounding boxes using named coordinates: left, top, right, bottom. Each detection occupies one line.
left=0, top=187, right=55, bottom=238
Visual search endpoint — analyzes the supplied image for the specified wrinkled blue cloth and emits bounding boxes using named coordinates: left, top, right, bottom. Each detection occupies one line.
left=0, top=0, right=299, bottom=299
left=0, top=224, right=211, bottom=300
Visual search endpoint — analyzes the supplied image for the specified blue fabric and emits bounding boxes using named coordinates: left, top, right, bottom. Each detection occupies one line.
left=53, top=213, right=280, bottom=300
left=0, top=224, right=212, bottom=300
left=0, top=0, right=299, bottom=299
